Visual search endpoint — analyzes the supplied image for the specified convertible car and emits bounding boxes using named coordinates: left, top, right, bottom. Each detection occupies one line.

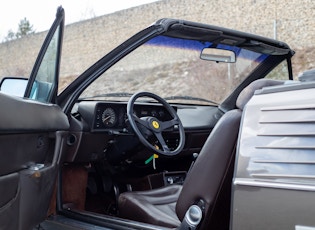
left=1, top=6, right=315, bottom=230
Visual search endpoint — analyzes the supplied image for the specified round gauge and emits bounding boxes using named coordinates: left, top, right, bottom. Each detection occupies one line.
left=151, top=110, right=158, bottom=117
left=158, top=110, right=165, bottom=118
left=102, top=108, right=117, bottom=127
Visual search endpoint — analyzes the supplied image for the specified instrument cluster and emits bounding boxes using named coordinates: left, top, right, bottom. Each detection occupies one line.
left=93, top=102, right=174, bottom=131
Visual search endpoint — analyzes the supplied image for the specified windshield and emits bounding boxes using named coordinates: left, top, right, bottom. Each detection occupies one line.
left=80, top=35, right=268, bottom=105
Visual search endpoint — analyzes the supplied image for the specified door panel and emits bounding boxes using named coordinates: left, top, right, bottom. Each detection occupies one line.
left=0, top=6, right=65, bottom=230
left=19, top=163, right=58, bottom=229
left=0, top=173, right=20, bottom=230
left=0, top=93, right=69, bottom=230
left=0, top=92, right=68, bottom=132
left=0, top=133, right=53, bottom=176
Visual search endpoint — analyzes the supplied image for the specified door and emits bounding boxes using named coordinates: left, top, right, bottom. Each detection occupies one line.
left=0, top=7, right=67, bottom=230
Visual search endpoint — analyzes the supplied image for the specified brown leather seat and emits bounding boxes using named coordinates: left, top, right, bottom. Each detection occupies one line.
left=119, top=185, right=182, bottom=228
left=118, top=79, right=284, bottom=229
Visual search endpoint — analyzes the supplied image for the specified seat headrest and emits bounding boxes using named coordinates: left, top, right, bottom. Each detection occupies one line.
left=236, top=79, right=284, bottom=110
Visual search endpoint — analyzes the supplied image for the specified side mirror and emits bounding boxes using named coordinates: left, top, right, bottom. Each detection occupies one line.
left=0, top=77, right=28, bottom=97
left=200, top=48, right=236, bottom=63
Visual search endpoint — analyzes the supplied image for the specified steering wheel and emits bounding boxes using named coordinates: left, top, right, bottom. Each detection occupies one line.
left=127, top=92, right=185, bottom=156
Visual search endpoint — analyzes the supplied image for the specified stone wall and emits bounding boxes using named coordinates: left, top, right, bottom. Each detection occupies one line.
left=1, top=0, right=314, bottom=84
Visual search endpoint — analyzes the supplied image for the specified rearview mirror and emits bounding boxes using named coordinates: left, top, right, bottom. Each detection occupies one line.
left=200, top=48, right=236, bottom=63
left=0, top=77, right=28, bottom=97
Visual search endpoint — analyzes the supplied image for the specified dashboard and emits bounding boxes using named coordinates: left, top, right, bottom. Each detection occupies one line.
left=69, top=100, right=220, bottom=162
left=77, top=101, right=174, bottom=132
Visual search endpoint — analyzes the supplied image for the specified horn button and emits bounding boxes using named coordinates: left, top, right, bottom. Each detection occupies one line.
left=149, top=118, right=161, bottom=132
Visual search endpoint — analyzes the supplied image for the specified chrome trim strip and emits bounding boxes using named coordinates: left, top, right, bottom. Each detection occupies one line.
left=253, top=160, right=315, bottom=164
left=296, top=225, right=315, bottom=230
left=256, top=146, right=315, bottom=150
left=251, top=174, right=315, bottom=179
left=234, top=178, right=315, bottom=191
left=259, top=120, right=315, bottom=123
left=257, top=133, right=315, bottom=136
left=261, top=104, right=315, bottom=111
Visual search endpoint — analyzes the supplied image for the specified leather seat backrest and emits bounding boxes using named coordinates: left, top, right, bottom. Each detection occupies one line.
left=175, top=79, right=284, bottom=229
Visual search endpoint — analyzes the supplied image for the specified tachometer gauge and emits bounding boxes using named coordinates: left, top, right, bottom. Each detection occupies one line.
left=102, top=108, right=117, bottom=127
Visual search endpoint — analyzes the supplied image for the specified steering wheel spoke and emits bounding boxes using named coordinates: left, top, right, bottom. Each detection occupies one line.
left=154, top=132, right=170, bottom=153
left=133, top=114, right=150, bottom=128
left=160, top=118, right=179, bottom=131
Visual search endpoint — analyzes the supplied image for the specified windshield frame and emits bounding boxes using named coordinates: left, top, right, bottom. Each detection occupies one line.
left=58, top=18, right=294, bottom=113
left=77, top=34, right=271, bottom=106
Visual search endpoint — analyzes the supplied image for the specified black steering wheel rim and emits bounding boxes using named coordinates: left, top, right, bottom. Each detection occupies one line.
left=127, top=92, right=185, bottom=156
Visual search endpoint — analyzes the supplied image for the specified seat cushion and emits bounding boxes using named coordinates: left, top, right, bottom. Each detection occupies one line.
left=118, top=185, right=182, bottom=228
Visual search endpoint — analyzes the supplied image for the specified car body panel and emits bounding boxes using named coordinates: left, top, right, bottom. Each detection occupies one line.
left=232, top=82, right=315, bottom=229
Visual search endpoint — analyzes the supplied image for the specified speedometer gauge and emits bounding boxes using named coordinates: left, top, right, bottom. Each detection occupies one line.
left=102, top=108, right=117, bottom=127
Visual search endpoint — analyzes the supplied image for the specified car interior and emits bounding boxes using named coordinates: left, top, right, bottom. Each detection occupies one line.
left=54, top=26, right=290, bottom=229
left=53, top=19, right=294, bottom=230
left=0, top=12, right=296, bottom=230
left=57, top=79, right=285, bottom=230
